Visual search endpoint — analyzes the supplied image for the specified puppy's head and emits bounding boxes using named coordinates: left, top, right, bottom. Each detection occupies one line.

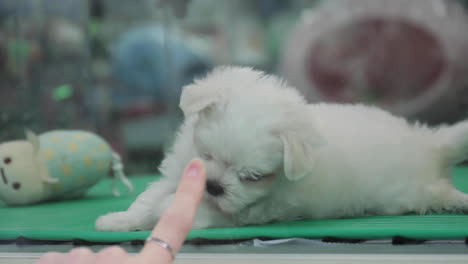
left=180, top=67, right=324, bottom=214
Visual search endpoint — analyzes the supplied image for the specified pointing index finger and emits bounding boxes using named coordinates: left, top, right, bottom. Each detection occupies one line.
left=139, top=159, right=206, bottom=262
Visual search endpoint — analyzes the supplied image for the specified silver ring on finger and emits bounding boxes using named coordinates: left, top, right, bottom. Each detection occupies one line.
left=145, top=236, right=175, bottom=259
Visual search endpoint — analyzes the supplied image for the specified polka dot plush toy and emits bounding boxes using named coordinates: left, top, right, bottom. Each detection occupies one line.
left=0, top=130, right=133, bottom=206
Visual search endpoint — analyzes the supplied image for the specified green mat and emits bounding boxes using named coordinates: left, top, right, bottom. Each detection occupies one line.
left=1, top=168, right=468, bottom=243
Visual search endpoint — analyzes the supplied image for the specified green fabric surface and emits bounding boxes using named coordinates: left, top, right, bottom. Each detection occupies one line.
left=1, top=168, right=468, bottom=242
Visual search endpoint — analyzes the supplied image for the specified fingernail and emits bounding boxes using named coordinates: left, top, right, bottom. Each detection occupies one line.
left=186, top=160, right=201, bottom=177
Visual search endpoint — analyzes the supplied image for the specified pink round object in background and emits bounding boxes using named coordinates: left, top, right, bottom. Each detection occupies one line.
left=282, top=0, right=468, bottom=123
left=308, top=19, right=446, bottom=104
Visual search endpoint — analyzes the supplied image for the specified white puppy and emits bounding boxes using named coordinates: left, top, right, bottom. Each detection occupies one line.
left=96, top=66, right=468, bottom=231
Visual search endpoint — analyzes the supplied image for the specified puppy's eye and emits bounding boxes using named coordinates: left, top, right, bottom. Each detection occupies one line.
left=201, top=153, right=213, bottom=161
left=243, top=175, right=263, bottom=182
left=239, top=170, right=275, bottom=183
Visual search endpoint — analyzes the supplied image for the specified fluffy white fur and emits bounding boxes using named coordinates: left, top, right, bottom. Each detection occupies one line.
left=96, top=66, right=468, bottom=231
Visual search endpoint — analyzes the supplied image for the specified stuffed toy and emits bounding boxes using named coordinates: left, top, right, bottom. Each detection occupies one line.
left=282, top=0, right=468, bottom=123
left=0, top=130, right=133, bottom=206
left=111, top=25, right=211, bottom=108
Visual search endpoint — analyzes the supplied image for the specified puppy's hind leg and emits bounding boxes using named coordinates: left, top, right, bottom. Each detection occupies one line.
left=427, top=181, right=468, bottom=214
left=437, top=120, right=468, bottom=165
left=95, top=178, right=177, bottom=232
left=431, top=120, right=468, bottom=213
left=441, top=188, right=468, bottom=213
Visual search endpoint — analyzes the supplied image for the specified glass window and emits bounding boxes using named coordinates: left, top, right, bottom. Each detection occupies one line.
left=1, top=0, right=468, bottom=261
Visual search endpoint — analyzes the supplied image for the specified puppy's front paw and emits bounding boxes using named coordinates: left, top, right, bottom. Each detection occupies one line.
left=95, top=212, right=148, bottom=232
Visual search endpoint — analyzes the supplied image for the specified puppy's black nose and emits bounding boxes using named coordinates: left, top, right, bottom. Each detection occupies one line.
left=206, top=180, right=225, bottom=196
left=12, top=182, right=21, bottom=190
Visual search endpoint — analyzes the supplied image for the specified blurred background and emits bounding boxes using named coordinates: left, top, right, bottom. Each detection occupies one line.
left=1, top=0, right=468, bottom=174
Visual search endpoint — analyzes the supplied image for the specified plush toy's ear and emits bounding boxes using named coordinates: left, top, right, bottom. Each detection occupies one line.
left=25, top=130, right=40, bottom=155
left=179, top=83, right=220, bottom=117
left=275, top=107, right=325, bottom=181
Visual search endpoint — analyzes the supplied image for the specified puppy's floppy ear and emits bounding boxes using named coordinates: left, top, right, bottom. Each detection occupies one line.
left=275, top=107, right=324, bottom=181
left=179, top=83, right=220, bottom=117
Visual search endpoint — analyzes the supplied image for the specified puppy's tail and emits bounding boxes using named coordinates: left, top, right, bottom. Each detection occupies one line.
left=437, top=120, right=468, bottom=166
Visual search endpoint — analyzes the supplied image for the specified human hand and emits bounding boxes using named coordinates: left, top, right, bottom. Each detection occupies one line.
left=36, top=158, right=206, bottom=264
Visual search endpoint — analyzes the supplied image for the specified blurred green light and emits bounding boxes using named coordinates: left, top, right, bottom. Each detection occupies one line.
left=53, top=84, right=74, bottom=101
